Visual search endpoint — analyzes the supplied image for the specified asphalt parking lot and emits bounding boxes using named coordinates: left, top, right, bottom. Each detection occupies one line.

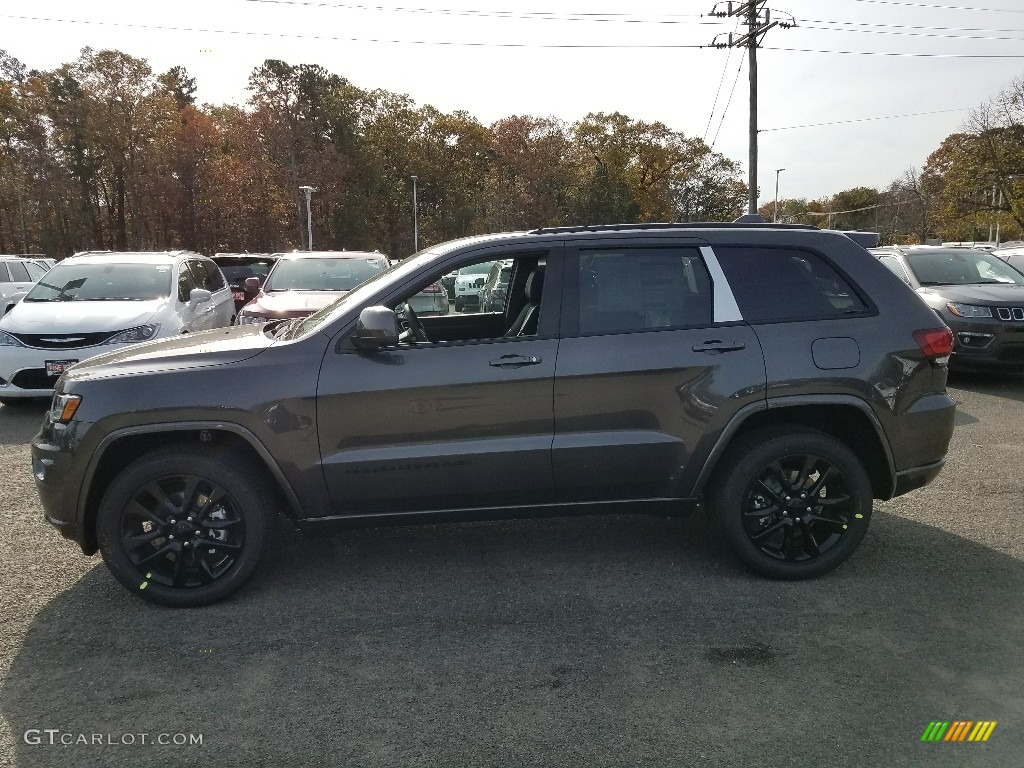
left=0, top=371, right=1022, bottom=767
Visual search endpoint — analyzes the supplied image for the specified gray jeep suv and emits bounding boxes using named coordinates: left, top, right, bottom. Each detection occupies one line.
left=31, top=221, right=957, bottom=607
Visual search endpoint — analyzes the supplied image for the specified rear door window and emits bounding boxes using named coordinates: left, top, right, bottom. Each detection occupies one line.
left=7, top=261, right=30, bottom=282
left=575, top=247, right=713, bottom=335
left=715, top=246, right=868, bottom=322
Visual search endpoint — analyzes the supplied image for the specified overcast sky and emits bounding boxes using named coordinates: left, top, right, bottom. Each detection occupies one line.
left=3, top=0, right=1023, bottom=207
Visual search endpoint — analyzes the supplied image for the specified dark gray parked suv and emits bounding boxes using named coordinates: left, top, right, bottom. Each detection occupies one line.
left=31, top=221, right=957, bottom=607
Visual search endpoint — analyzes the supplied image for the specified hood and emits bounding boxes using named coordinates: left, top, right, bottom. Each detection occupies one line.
left=61, top=324, right=274, bottom=384
left=244, top=290, right=346, bottom=318
left=0, top=298, right=162, bottom=333
left=920, top=284, right=1024, bottom=304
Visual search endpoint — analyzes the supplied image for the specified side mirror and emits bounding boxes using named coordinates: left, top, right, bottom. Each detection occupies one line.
left=188, top=288, right=212, bottom=308
left=352, top=306, right=399, bottom=351
left=244, top=276, right=261, bottom=292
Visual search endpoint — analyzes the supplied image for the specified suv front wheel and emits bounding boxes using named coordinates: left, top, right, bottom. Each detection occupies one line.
left=96, top=446, right=273, bottom=607
left=707, top=426, right=872, bottom=579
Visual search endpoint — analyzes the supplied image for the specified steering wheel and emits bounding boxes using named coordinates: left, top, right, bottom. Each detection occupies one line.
left=398, top=302, right=430, bottom=343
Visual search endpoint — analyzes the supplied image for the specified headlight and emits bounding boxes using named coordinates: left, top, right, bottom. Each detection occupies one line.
left=946, top=303, right=993, bottom=318
left=49, top=393, right=82, bottom=424
left=106, top=324, right=161, bottom=343
left=238, top=313, right=270, bottom=325
left=0, top=330, right=25, bottom=347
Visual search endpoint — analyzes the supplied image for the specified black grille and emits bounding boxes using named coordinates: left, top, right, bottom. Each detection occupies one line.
left=996, top=307, right=1024, bottom=321
left=10, top=331, right=115, bottom=349
left=11, top=369, right=60, bottom=389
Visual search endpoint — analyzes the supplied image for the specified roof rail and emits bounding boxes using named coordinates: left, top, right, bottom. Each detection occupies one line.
left=528, top=221, right=820, bottom=235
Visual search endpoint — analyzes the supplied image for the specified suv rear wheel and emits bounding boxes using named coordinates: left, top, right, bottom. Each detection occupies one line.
left=707, top=426, right=872, bottom=579
left=96, top=446, right=273, bottom=607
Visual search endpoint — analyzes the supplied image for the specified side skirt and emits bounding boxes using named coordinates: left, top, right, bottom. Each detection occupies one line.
left=297, top=497, right=697, bottom=535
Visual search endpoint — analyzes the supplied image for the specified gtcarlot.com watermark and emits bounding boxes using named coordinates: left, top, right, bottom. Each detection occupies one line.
left=24, top=729, right=203, bottom=747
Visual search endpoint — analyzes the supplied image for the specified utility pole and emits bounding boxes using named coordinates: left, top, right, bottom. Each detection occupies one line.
left=410, top=175, right=419, bottom=253
left=710, top=2, right=793, bottom=215
left=299, top=185, right=316, bottom=251
left=773, top=168, right=785, bottom=222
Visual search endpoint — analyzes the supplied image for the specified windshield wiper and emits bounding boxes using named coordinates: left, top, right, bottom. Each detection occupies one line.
left=272, top=317, right=302, bottom=338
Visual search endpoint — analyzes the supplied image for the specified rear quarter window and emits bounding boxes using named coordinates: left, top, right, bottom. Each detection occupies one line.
left=715, top=246, right=869, bottom=323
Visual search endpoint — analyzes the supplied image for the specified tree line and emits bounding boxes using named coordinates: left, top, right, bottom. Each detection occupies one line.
left=0, top=48, right=746, bottom=259
left=762, top=73, right=1024, bottom=245
left=1, top=47, right=1022, bottom=258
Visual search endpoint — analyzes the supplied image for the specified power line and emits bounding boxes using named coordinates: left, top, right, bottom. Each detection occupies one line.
left=764, top=46, right=1024, bottom=56
left=801, top=18, right=1024, bottom=34
left=760, top=107, right=974, bottom=132
left=244, top=0, right=716, bottom=23
left=6, top=13, right=1024, bottom=56
left=703, top=18, right=741, bottom=143
left=799, top=23, right=1024, bottom=42
left=0, top=14, right=711, bottom=47
left=843, top=0, right=1024, bottom=13
left=710, top=57, right=745, bottom=149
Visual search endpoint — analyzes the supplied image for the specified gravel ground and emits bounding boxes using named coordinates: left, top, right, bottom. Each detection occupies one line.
left=1, top=371, right=1022, bottom=767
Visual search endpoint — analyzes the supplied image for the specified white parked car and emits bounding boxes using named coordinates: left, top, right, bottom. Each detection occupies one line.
left=1, top=256, right=48, bottom=316
left=0, top=251, right=233, bottom=403
left=453, top=260, right=496, bottom=312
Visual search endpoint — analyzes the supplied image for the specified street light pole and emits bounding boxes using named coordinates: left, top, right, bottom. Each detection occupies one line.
left=410, top=175, right=419, bottom=253
left=299, top=185, right=316, bottom=251
left=773, top=168, right=785, bottom=222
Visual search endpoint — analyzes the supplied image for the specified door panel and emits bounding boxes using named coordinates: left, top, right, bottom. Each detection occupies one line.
left=317, top=338, right=557, bottom=514
left=553, top=327, right=764, bottom=500
left=553, top=240, right=766, bottom=501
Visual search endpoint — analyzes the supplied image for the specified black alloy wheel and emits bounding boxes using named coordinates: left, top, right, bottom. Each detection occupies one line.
left=97, top=446, right=273, bottom=607
left=707, top=426, right=872, bottom=579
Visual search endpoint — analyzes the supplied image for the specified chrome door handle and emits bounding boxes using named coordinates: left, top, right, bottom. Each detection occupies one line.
left=489, top=354, right=542, bottom=368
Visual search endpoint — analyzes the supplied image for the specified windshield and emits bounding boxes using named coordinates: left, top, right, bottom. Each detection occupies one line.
left=216, top=259, right=276, bottom=282
left=906, top=250, right=1024, bottom=286
left=265, top=257, right=387, bottom=292
left=459, top=261, right=494, bottom=275
left=287, top=254, right=433, bottom=338
left=24, top=262, right=173, bottom=302
left=24, top=261, right=47, bottom=281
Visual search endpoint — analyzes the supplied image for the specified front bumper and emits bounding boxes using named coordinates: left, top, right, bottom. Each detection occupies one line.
left=1, top=343, right=122, bottom=399
left=947, top=316, right=1024, bottom=368
left=31, top=419, right=94, bottom=552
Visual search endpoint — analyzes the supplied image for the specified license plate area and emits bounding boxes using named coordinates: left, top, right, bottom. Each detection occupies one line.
left=45, top=360, right=78, bottom=376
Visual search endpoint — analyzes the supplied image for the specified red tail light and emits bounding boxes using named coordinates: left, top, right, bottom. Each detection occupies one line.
left=913, top=327, right=953, bottom=358
left=421, top=283, right=443, bottom=293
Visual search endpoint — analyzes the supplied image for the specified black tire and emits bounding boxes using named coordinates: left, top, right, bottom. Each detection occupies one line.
left=454, top=297, right=464, bottom=312
left=96, top=445, right=274, bottom=607
left=706, top=426, right=873, bottom=580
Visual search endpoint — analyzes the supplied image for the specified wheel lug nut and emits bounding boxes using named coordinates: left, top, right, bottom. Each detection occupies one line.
left=168, top=535, right=175, bottom=540
left=800, top=493, right=806, bottom=498
left=806, top=507, right=812, bottom=512
left=169, top=519, right=176, bottom=524
left=183, top=541, right=190, bottom=548
left=795, top=518, right=801, bottom=523
left=187, top=516, right=194, bottom=522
